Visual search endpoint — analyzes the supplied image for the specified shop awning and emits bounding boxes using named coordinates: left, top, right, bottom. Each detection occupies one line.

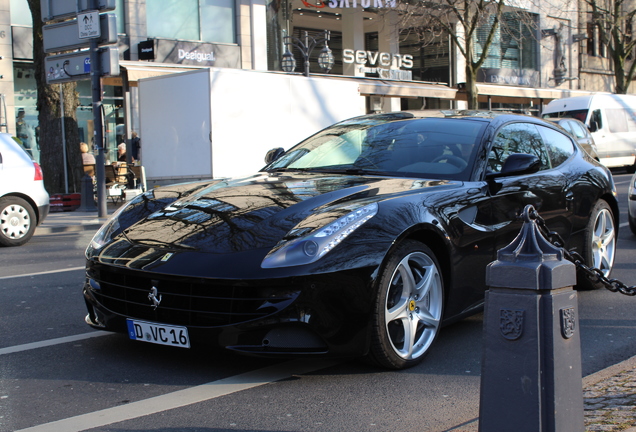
left=105, top=61, right=205, bottom=87
left=456, top=84, right=597, bottom=104
left=357, top=79, right=457, bottom=99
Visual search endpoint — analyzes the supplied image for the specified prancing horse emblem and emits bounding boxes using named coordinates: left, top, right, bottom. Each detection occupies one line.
left=148, top=286, right=162, bottom=310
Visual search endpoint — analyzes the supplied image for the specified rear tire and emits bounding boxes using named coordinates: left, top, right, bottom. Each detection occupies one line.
left=366, top=240, right=444, bottom=370
left=0, top=197, right=36, bottom=247
left=579, top=200, right=616, bottom=290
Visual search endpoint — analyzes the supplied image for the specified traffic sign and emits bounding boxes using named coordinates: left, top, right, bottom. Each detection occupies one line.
left=43, top=13, right=117, bottom=53
left=45, top=47, right=120, bottom=84
left=41, top=0, right=116, bottom=23
left=77, top=11, right=101, bottom=39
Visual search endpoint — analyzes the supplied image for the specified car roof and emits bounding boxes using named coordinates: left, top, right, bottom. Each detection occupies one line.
left=350, top=110, right=550, bottom=128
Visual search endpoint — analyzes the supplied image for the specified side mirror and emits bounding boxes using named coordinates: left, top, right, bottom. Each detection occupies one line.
left=588, top=121, right=598, bottom=133
left=487, top=153, right=541, bottom=179
left=264, top=147, right=285, bottom=164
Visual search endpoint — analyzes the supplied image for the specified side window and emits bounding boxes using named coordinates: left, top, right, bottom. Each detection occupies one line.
left=590, top=109, right=603, bottom=131
left=538, top=125, right=575, bottom=167
left=488, top=123, right=550, bottom=173
left=567, top=121, right=586, bottom=139
left=560, top=121, right=574, bottom=135
left=606, top=109, right=629, bottom=133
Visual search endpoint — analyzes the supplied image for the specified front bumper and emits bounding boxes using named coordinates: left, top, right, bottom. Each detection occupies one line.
left=82, top=261, right=376, bottom=358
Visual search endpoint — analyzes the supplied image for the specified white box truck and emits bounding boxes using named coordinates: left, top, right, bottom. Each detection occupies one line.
left=138, top=68, right=366, bottom=186
left=542, top=94, right=636, bottom=170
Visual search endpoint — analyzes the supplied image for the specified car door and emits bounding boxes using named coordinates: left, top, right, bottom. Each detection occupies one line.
left=485, top=122, right=570, bottom=255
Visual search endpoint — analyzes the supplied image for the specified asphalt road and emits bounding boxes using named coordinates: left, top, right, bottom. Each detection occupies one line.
left=1, top=172, right=636, bottom=432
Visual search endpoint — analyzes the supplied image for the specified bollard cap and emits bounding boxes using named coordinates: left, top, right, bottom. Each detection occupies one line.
left=487, top=205, right=576, bottom=290
left=498, top=205, right=563, bottom=263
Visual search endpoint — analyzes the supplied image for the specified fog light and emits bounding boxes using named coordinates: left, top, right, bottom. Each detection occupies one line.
left=303, top=241, right=318, bottom=256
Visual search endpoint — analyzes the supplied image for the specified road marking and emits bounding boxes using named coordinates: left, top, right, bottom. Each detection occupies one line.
left=0, top=332, right=109, bottom=356
left=14, top=359, right=338, bottom=432
left=0, top=266, right=85, bottom=280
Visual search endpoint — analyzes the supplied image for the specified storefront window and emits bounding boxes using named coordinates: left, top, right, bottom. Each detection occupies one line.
left=147, top=0, right=236, bottom=44
left=10, top=0, right=31, bottom=26
left=201, top=0, right=235, bottom=43
left=14, top=63, right=39, bottom=162
left=116, top=0, right=126, bottom=34
left=474, top=12, right=538, bottom=71
left=76, top=82, right=125, bottom=164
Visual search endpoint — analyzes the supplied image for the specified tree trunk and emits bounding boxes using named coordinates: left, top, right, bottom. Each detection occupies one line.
left=465, top=63, right=479, bottom=110
left=614, top=55, right=628, bottom=94
left=28, top=0, right=83, bottom=194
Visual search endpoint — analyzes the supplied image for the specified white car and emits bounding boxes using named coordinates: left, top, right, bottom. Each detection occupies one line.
left=629, top=173, right=636, bottom=235
left=0, top=133, right=49, bottom=246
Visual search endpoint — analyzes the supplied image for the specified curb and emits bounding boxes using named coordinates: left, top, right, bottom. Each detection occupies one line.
left=583, top=354, right=636, bottom=388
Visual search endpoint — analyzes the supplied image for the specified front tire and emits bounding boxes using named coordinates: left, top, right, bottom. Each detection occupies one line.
left=0, top=197, right=36, bottom=247
left=367, top=240, right=444, bottom=369
left=579, top=200, right=616, bottom=290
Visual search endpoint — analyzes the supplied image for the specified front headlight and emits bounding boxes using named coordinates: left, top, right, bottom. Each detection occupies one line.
left=85, top=193, right=149, bottom=257
left=261, top=202, right=378, bottom=268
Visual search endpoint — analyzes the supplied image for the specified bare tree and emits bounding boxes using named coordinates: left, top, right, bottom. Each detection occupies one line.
left=395, top=0, right=508, bottom=109
left=586, top=0, right=636, bottom=94
left=26, top=0, right=83, bottom=194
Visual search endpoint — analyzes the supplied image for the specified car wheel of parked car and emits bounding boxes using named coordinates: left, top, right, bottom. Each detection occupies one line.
left=629, top=212, right=636, bottom=236
left=579, top=200, right=616, bottom=290
left=367, top=240, right=444, bottom=369
left=0, top=196, right=36, bottom=247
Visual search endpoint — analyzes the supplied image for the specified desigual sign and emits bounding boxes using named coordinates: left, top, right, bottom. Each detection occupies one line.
left=343, top=49, right=413, bottom=69
left=178, top=49, right=215, bottom=63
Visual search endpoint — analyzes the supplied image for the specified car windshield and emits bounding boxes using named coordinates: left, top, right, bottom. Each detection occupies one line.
left=265, top=117, right=487, bottom=181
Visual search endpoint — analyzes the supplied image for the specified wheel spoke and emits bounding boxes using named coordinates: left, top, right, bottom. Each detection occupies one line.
left=415, top=305, right=440, bottom=329
left=385, top=260, right=413, bottom=323
left=386, top=298, right=409, bottom=323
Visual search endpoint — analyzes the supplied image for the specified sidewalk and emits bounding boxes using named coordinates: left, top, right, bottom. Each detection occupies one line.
left=35, top=202, right=121, bottom=235
left=584, top=355, right=636, bottom=431
left=33, top=208, right=636, bottom=431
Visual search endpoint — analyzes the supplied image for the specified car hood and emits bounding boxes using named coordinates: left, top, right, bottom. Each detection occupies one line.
left=120, top=172, right=460, bottom=254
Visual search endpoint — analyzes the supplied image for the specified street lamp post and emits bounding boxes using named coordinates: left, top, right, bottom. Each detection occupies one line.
left=282, top=30, right=335, bottom=77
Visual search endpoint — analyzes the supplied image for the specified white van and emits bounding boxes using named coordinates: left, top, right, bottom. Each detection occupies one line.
left=542, top=94, right=636, bottom=170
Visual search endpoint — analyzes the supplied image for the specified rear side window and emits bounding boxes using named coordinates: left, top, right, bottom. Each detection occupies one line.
left=488, top=123, right=550, bottom=173
left=538, top=125, right=575, bottom=167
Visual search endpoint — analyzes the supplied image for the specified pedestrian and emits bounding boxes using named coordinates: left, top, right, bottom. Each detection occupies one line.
left=117, top=143, right=127, bottom=162
left=80, top=142, right=96, bottom=165
left=16, top=109, right=31, bottom=155
left=131, top=131, right=141, bottom=162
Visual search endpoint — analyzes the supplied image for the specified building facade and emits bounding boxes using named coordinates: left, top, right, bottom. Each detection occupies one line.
left=1, top=0, right=625, bottom=166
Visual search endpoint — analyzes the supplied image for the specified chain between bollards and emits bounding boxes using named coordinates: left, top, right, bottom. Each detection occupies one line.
left=531, top=207, right=636, bottom=296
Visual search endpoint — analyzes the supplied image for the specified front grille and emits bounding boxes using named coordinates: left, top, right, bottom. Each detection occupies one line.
left=87, top=266, right=300, bottom=327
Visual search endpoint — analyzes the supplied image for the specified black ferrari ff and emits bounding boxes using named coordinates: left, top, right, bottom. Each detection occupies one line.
left=83, top=111, right=618, bottom=370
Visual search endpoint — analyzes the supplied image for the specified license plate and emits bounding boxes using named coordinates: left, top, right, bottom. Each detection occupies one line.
left=126, top=319, right=190, bottom=348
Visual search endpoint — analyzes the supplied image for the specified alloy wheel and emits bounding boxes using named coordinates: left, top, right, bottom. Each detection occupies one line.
left=384, top=250, right=443, bottom=360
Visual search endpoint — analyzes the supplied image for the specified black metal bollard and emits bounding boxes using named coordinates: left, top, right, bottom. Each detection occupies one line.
left=78, top=174, right=97, bottom=212
left=479, top=205, right=583, bottom=432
